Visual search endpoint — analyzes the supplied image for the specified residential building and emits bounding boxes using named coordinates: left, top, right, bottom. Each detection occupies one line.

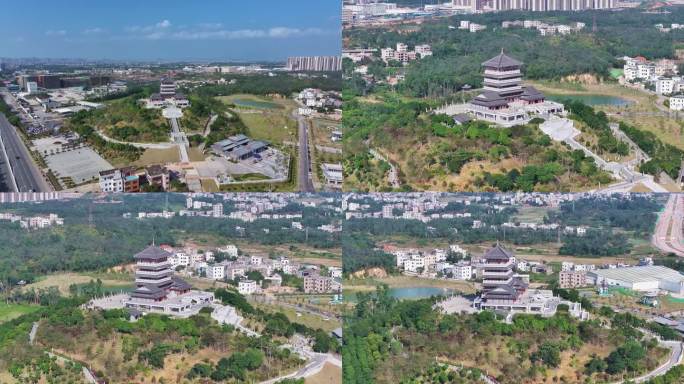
left=321, top=163, right=343, bottom=187
left=208, top=264, right=225, bottom=280
left=145, top=165, right=169, bottom=191
left=99, top=169, right=124, bottom=193
left=670, top=95, right=684, bottom=111
left=450, top=263, right=473, bottom=280
left=559, top=270, right=587, bottom=289
left=286, top=56, right=341, bottom=72
left=238, top=280, right=259, bottom=295
left=212, top=203, right=223, bottom=218
left=303, top=274, right=338, bottom=293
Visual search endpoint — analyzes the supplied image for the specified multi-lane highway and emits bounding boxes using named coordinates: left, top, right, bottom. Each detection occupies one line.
left=653, top=194, right=684, bottom=257
left=0, top=112, right=49, bottom=192
left=295, top=111, right=315, bottom=192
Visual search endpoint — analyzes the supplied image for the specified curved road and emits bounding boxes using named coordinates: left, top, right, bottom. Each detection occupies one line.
left=95, top=129, right=176, bottom=149
left=612, top=337, right=683, bottom=383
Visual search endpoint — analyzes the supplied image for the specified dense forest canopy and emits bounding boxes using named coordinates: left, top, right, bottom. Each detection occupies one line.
left=342, top=195, right=664, bottom=273
left=0, top=194, right=341, bottom=285
left=345, top=8, right=684, bottom=98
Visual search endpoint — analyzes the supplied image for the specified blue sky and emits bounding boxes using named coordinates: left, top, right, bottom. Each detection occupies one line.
left=0, top=0, right=341, bottom=61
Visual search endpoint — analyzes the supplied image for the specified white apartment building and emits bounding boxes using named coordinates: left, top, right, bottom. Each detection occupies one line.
left=517, top=260, right=530, bottom=272
left=638, top=63, right=656, bottom=80
left=213, top=204, right=223, bottom=218
left=656, top=77, right=678, bottom=95
left=238, top=280, right=259, bottom=295
left=415, top=44, right=433, bottom=58
left=250, top=256, right=263, bottom=265
left=469, top=23, right=487, bottom=32
left=99, top=169, right=124, bottom=193
left=670, top=94, right=684, bottom=111
left=434, top=249, right=447, bottom=262
left=450, top=263, right=472, bottom=280
left=404, top=256, right=426, bottom=273
left=220, top=244, right=239, bottom=257
left=624, top=66, right=638, bottom=81
left=209, top=264, right=225, bottom=280
left=449, top=244, right=468, bottom=257
left=226, top=266, right=246, bottom=280
left=329, top=266, right=343, bottom=278
left=175, top=252, right=190, bottom=266
left=381, top=48, right=396, bottom=62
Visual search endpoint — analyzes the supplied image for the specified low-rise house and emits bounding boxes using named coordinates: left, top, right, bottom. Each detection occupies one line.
left=238, top=280, right=259, bottom=295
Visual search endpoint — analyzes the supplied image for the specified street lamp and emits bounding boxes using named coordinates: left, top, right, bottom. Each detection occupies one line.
left=461, top=84, right=471, bottom=104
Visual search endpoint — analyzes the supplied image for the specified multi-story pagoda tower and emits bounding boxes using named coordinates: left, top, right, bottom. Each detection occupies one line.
left=481, top=49, right=524, bottom=99
left=130, top=245, right=175, bottom=302
left=481, top=244, right=527, bottom=302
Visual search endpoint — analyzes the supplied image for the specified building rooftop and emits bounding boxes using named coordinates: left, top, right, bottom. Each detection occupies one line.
left=134, top=245, right=173, bottom=261
left=483, top=244, right=515, bottom=261
left=482, top=49, right=523, bottom=69
left=592, top=265, right=684, bottom=283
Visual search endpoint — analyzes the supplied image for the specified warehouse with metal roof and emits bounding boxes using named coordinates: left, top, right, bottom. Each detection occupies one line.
left=587, top=265, right=684, bottom=294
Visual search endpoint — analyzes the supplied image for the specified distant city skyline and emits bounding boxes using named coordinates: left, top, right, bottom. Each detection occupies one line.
left=0, top=0, right=341, bottom=61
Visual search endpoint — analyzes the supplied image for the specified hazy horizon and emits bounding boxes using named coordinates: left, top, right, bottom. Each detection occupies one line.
left=0, top=0, right=341, bottom=61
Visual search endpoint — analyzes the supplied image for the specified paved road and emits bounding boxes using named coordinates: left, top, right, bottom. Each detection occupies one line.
left=0, top=113, right=49, bottom=192
left=295, top=111, right=315, bottom=192
left=29, top=322, right=38, bottom=345
left=653, top=194, right=684, bottom=257
left=0, top=123, right=18, bottom=192
left=260, top=351, right=341, bottom=384
left=612, top=337, right=683, bottom=383
left=95, top=129, right=176, bottom=149
left=169, top=118, right=189, bottom=163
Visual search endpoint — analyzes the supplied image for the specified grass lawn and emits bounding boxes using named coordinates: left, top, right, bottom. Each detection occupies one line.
left=217, top=94, right=285, bottom=110
left=216, top=94, right=297, bottom=144
left=232, top=173, right=271, bottom=181
left=253, top=302, right=341, bottom=333
left=187, top=147, right=206, bottom=162
left=512, top=206, right=555, bottom=222
left=24, top=272, right=134, bottom=295
left=238, top=112, right=297, bottom=144
left=0, top=303, right=39, bottom=323
left=131, top=147, right=179, bottom=167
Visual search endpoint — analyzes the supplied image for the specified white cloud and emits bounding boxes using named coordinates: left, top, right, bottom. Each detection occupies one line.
left=170, top=27, right=329, bottom=40
left=45, top=30, right=67, bottom=36
left=198, top=22, right=224, bottom=30
left=83, top=28, right=104, bottom=35
left=119, top=21, right=331, bottom=41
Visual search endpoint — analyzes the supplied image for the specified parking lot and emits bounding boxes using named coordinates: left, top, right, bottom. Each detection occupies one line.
left=44, top=146, right=112, bottom=185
